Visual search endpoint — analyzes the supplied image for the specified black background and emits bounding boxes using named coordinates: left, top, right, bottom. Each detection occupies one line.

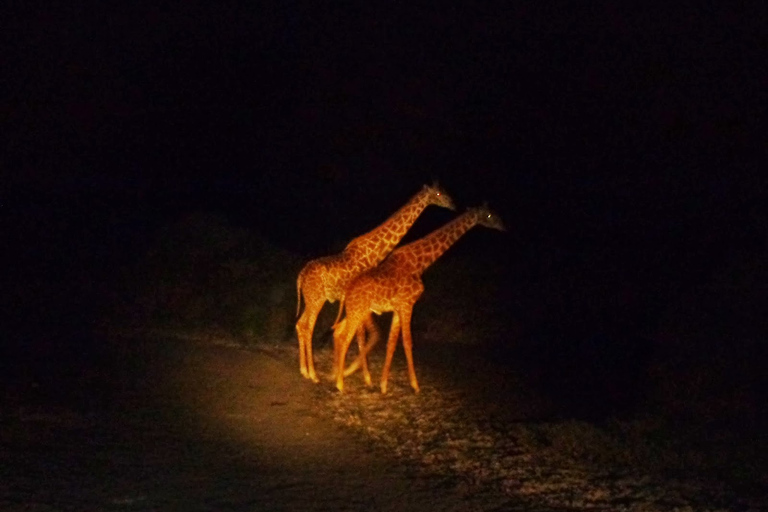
left=3, top=4, right=766, bottom=413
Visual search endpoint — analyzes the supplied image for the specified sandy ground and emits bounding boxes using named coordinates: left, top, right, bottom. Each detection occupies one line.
left=2, top=333, right=765, bottom=511
left=0, top=336, right=508, bottom=511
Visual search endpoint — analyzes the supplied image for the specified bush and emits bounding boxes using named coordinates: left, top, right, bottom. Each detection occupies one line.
left=109, top=212, right=301, bottom=342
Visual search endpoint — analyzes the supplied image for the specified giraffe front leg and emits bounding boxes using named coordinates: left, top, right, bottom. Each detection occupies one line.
left=400, top=308, right=420, bottom=393
left=380, top=313, right=401, bottom=394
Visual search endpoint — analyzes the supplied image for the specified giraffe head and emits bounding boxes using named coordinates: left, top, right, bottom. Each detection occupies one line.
left=470, top=203, right=506, bottom=231
left=422, top=182, right=456, bottom=211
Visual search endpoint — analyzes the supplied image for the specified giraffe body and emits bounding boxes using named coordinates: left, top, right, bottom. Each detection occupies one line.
left=334, top=205, right=505, bottom=393
left=295, top=184, right=454, bottom=382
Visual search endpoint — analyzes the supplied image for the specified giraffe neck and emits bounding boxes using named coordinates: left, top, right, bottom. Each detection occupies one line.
left=393, top=210, right=479, bottom=275
left=345, top=188, right=432, bottom=267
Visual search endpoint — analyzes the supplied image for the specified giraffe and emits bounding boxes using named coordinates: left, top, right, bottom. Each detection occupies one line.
left=333, top=204, right=505, bottom=393
left=295, top=183, right=455, bottom=382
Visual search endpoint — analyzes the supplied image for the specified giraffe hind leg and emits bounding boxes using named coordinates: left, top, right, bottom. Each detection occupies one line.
left=356, top=321, right=372, bottom=387
left=296, top=301, right=322, bottom=382
left=335, top=319, right=359, bottom=393
left=399, top=308, right=420, bottom=393
left=380, top=313, right=401, bottom=394
left=344, top=313, right=379, bottom=382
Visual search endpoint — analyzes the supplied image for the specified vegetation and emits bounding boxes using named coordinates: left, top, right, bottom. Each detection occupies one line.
left=107, top=212, right=302, bottom=344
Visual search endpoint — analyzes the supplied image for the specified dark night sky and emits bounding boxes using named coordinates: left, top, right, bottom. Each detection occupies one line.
left=3, top=4, right=767, bottom=342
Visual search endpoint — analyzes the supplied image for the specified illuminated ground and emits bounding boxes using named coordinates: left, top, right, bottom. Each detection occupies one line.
left=0, top=334, right=507, bottom=511
left=1, top=333, right=765, bottom=511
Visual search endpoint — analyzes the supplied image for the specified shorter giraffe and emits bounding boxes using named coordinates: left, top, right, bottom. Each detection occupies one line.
left=333, top=204, right=505, bottom=393
left=296, top=183, right=455, bottom=382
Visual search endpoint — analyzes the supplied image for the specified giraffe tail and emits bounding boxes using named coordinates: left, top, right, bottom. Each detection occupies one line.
left=296, top=271, right=303, bottom=319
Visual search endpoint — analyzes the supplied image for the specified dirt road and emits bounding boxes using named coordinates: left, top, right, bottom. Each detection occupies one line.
left=0, top=336, right=506, bottom=511
left=4, top=334, right=764, bottom=511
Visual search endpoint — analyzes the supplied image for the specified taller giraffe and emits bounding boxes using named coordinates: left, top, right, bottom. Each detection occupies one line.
left=296, top=183, right=455, bottom=382
left=333, top=205, right=505, bottom=393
